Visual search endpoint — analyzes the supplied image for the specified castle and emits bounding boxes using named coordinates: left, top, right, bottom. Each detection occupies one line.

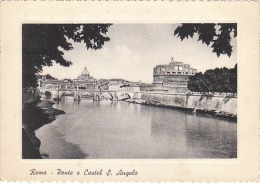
left=152, top=59, right=197, bottom=93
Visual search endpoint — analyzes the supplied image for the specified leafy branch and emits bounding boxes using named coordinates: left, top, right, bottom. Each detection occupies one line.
left=174, top=23, right=237, bottom=57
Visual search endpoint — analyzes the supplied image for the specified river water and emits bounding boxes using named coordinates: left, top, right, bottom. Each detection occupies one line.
left=36, top=96, right=237, bottom=159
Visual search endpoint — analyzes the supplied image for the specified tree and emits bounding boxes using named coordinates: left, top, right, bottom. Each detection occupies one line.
left=45, top=74, right=54, bottom=79
left=188, top=72, right=204, bottom=92
left=188, top=65, right=237, bottom=93
left=230, top=64, right=237, bottom=93
left=23, top=24, right=112, bottom=88
left=174, top=23, right=237, bottom=57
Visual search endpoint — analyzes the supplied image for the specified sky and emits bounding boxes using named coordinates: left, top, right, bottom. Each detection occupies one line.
left=41, top=24, right=237, bottom=84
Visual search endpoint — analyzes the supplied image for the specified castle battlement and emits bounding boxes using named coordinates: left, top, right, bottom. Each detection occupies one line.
left=152, top=59, right=197, bottom=93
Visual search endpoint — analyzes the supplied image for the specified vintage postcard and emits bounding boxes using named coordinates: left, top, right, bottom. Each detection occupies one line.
left=0, top=1, right=259, bottom=182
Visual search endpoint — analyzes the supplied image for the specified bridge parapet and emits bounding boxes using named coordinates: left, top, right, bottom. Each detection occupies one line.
left=39, top=86, right=143, bottom=101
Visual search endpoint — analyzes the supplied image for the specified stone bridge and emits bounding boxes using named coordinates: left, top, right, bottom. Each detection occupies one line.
left=38, top=87, right=140, bottom=101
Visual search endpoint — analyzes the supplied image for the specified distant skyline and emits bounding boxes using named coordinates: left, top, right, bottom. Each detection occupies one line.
left=41, top=24, right=237, bottom=83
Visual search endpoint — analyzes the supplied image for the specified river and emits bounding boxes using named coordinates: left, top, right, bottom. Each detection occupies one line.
left=36, top=96, right=237, bottom=159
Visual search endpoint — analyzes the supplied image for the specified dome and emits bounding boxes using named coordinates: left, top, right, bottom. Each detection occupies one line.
left=81, top=67, right=90, bottom=76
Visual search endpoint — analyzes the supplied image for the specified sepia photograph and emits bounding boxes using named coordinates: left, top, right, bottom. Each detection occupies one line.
left=2, top=1, right=260, bottom=181
left=22, top=23, right=237, bottom=159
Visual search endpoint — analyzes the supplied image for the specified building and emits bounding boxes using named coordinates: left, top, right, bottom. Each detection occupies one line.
left=72, top=67, right=97, bottom=90
left=38, top=67, right=98, bottom=90
left=60, top=79, right=73, bottom=89
left=97, top=79, right=110, bottom=90
left=153, top=59, right=197, bottom=93
left=37, top=74, right=59, bottom=88
left=140, top=83, right=153, bottom=92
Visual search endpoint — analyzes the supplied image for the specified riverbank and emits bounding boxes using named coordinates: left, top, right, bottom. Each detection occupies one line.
left=22, top=98, right=65, bottom=159
left=125, top=98, right=237, bottom=122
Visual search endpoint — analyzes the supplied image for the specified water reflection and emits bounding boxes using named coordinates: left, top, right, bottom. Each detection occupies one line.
left=150, top=110, right=237, bottom=158
left=184, top=117, right=237, bottom=158
left=38, top=124, right=88, bottom=159
left=36, top=97, right=237, bottom=159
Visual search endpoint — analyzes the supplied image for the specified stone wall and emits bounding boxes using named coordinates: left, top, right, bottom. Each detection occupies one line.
left=140, top=93, right=237, bottom=116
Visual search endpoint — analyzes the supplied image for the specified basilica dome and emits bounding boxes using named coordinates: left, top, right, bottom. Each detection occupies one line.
left=81, top=67, right=90, bottom=76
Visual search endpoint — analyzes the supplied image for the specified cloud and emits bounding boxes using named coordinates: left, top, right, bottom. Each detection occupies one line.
left=41, top=24, right=237, bottom=83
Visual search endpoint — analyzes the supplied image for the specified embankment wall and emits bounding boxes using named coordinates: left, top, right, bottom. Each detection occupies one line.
left=140, top=93, right=237, bottom=116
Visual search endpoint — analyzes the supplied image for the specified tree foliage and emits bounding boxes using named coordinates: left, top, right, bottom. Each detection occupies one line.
left=188, top=64, right=237, bottom=93
left=44, top=74, right=56, bottom=80
left=23, top=24, right=111, bottom=88
left=174, top=23, right=237, bottom=57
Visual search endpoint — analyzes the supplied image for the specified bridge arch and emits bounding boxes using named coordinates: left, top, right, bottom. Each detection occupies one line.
left=80, top=91, right=94, bottom=98
left=44, top=91, right=53, bottom=96
left=100, top=92, right=114, bottom=100
left=53, top=91, right=74, bottom=99
left=119, top=93, right=131, bottom=100
left=59, top=91, right=66, bottom=99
